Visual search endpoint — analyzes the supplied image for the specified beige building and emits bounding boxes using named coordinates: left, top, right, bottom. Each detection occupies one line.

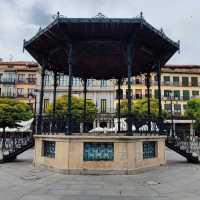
left=0, top=62, right=199, bottom=119
left=0, top=61, right=39, bottom=108
left=118, top=65, right=200, bottom=116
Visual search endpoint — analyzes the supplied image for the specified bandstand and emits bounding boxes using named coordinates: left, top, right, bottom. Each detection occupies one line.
left=24, top=13, right=179, bottom=174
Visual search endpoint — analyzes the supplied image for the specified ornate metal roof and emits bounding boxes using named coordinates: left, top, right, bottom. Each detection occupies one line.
left=24, top=14, right=179, bottom=79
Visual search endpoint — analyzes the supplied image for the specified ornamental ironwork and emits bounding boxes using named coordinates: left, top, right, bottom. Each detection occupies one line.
left=94, top=12, right=107, bottom=19
left=143, top=141, right=156, bottom=159
left=83, top=142, right=114, bottom=161
left=43, top=141, right=55, bottom=158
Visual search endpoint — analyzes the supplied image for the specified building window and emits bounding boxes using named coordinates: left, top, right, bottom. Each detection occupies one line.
left=135, top=76, right=142, bottom=84
left=143, top=141, right=156, bottom=159
left=28, top=74, right=36, bottom=84
left=164, top=104, right=171, bottom=113
left=145, top=89, right=152, bottom=98
left=17, top=74, right=25, bottom=83
left=174, top=104, right=181, bottom=115
left=154, top=89, right=158, bottom=99
left=126, top=89, right=133, bottom=99
left=43, top=99, right=49, bottom=113
left=116, top=89, right=123, bottom=99
left=173, top=76, right=179, bottom=86
left=100, top=80, right=107, bottom=87
left=183, top=90, right=190, bottom=100
left=43, top=141, right=55, bottom=158
left=4, top=72, right=16, bottom=83
left=174, top=90, right=180, bottom=100
left=164, top=90, right=172, bottom=99
left=154, top=75, right=157, bottom=82
left=44, top=74, right=50, bottom=86
left=182, top=77, right=189, bottom=87
left=17, top=88, right=24, bottom=97
left=4, top=86, right=15, bottom=97
left=191, top=77, right=198, bottom=87
left=192, top=91, right=199, bottom=98
left=135, top=89, right=142, bottom=99
left=87, top=79, right=93, bottom=87
left=73, top=77, right=80, bottom=86
left=101, top=99, right=107, bottom=113
left=163, top=76, right=170, bottom=85
left=83, top=143, right=114, bottom=161
left=0, top=73, right=3, bottom=82
left=59, top=75, right=68, bottom=86
left=28, top=88, right=35, bottom=96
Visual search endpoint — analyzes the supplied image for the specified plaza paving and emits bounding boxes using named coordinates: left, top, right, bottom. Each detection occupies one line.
left=0, top=149, right=200, bottom=200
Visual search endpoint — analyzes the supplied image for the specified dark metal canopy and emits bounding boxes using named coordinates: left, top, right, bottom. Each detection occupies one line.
left=24, top=15, right=179, bottom=79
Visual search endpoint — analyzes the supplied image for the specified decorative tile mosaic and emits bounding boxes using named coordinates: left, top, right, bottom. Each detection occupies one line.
left=143, top=141, right=156, bottom=159
left=83, top=142, right=114, bottom=161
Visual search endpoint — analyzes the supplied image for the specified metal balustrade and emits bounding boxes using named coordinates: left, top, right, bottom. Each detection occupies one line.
left=0, top=131, right=34, bottom=161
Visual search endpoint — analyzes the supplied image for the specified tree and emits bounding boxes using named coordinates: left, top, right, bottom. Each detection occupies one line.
left=0, top=98, right=33, bottom=151
left=47, top=95, right=97, bottom=122
left=185, top=98, right=200, bottom=134
left=120, top=98, right=168, bottom=119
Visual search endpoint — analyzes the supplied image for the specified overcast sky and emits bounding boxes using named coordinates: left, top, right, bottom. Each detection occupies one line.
left=0, top=0, right=199, bottom=64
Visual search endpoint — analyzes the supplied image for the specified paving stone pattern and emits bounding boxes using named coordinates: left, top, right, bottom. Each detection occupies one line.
left=0, top=149, right=200, bottom=200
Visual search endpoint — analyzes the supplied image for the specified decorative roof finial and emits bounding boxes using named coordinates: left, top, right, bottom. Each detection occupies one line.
left=178, top=40, right=181, bottom=54
left=23, top=39, right=26, bottom=53
left=95, top=12, right=106, bottom=18
left=140, top=11, right=143, bottom=19
left=57, top=11, right=60, bottom=18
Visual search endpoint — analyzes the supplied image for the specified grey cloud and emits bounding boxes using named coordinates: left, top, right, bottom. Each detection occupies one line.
left=28, top=4, right=52, bottom=26
left=0, top=0, right=199, bottom=65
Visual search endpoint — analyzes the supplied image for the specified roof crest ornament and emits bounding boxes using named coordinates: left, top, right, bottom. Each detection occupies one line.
left=94, top=12, right=107, bottom=18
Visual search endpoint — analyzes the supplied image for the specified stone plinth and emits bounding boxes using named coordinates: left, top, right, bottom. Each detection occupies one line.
left=34, top=134, right=166, bottom=174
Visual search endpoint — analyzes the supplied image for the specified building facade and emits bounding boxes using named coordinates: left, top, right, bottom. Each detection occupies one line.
left=118, top=65, right=200, bottom=116
left=0, top=61, right=39, bottom=108
left=36, top=71, right=116, bottom=127
left=0, top=61, right=199, bottom=124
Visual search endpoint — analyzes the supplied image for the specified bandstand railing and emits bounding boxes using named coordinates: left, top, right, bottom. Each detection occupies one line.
left=35, top=114, right=166, bottom=135
left=0, top=131, right=34, bottom=161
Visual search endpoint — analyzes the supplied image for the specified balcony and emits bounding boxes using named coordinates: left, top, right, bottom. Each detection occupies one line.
left=16, top=78, right=37, bottom=85
left=0, top=78, right=16, bottom=85
left=1, top=93, right=16, bottom=98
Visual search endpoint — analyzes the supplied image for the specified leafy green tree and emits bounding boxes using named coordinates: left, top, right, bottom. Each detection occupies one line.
left=120, top=98, right=168, bottom=119
left=185, top=98, right=200, bottom=134
left=0, top=98, right=33, bottom=151
left=47, top=95, right=97, bottom=122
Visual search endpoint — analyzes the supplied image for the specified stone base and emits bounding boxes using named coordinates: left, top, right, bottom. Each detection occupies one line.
left=34, top=134, right=166, bottom=175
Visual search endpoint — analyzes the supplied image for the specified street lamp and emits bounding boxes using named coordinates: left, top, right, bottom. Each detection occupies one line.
left=164, top=91, right=178, bottom=138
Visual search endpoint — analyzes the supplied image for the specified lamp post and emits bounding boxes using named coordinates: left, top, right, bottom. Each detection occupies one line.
left=164, top=92, right=178, bottom=138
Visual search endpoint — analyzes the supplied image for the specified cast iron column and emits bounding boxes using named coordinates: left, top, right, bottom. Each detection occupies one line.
left=53, top=71, right=57, bottom=116
left=156, top=61, right=162, bottom=133
left=146, top=72, right=151, bottom=133
left=83, top=78, right=87, bottom=132
left=127, top=44, right=133, bottom=135
left=38, top=59, right=46, bottom=134
left=117, top=78, right=121, bottom=133
left=67, top=45, right=73, bottom=135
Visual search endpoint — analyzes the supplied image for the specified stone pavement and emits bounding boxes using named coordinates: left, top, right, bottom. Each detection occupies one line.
left=0, top=149, right=200, bottom=200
